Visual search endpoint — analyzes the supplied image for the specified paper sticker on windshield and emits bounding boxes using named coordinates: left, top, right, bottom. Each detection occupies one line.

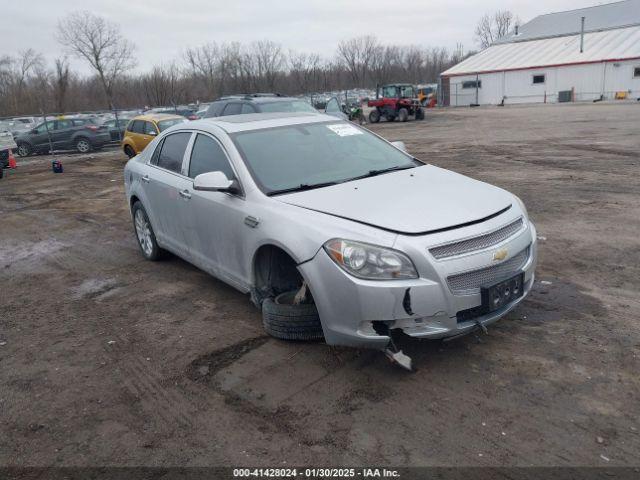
left=327, top=124, right=363, bottom=137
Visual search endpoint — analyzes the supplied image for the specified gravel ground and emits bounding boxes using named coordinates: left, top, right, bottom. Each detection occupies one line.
left=1, top=102, right=639, bottom=468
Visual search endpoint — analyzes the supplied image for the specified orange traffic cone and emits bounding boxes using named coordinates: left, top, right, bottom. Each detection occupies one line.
left=8, top=149, right=17, bottom=169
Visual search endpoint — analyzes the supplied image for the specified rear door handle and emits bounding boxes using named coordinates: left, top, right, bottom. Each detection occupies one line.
left=179, top=189, right=192, bottom=200
left=141, top=175, right=150, bottom=183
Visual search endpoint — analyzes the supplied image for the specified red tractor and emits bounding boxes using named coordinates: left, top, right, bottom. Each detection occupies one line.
left=367, top=84, right=425, bottom=123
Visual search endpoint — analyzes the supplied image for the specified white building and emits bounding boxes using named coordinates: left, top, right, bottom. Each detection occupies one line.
left=440, top=0, right=640, bottom=106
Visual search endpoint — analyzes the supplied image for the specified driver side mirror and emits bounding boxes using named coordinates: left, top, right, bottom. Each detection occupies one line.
left=147, top=130, right=157, bottom=136
left=31, top=129, right=38, bottom=134
left=391, top=141, right=408, bottom=153
left=193, top=171, right=239, bottom=194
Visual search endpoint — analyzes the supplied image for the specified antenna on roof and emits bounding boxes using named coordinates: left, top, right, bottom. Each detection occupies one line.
left=580, top=16, right=585, bottom=53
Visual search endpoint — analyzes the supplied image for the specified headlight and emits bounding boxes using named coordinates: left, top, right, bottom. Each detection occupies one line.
left=514, top=195, right=529, bottom=220
left=324, top=239, right=418, bottom=280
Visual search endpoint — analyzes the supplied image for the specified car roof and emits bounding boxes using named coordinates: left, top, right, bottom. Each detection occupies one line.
left=215, top=96, right=306, bottom=104
left=132, top=113, right=184, bottom=122
left=186, top=112, right=339, bottom=133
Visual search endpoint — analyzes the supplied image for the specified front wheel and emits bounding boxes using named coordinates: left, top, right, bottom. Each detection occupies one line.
left=415, top=107, right=425, bottom=120
left=132, top=201, right=162, bottom=261
left=398, top=108, right=409, bottom=122
left=17, top=143, right=32, bottom=157
left=368, top=109, right=380, bottom=123
left=262, top=291, right=324, bottom=341
left=75, top=137, right=92, bottom=154
left=124, top=145, right=136, bottom=159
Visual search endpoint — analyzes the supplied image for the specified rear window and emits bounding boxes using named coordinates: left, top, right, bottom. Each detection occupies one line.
left=157, top=118, right=186, bottom=132
left=259, top=100, right=316, bottom=113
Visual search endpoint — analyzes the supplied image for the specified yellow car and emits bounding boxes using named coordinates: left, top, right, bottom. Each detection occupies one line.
left=121, top=114, right=186, bottom=158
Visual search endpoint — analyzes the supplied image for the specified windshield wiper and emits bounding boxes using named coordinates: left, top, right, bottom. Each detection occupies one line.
left=348, top=164, right=417, bottom=182
left=266, top=181, right=339, bottom=196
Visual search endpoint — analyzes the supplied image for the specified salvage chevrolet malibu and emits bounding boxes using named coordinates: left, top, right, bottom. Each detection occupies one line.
left=124, top=112, right=537, bottom=363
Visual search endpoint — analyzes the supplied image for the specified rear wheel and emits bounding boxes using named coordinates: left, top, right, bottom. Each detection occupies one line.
left=75, top=137, right=92, bottom=153
left=262, top=291, right=324, bottom=341
left=368, top=109, right=380, bottom=123
left=17, top=143, right=31, bottom=157
left=398, top=108, right=409, bottom=122
left=132, top=201, right=162, bottom=261
left=124, top=145, right=136, bottom=159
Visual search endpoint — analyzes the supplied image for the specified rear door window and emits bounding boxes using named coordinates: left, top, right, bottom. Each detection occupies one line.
left=241, top=103, right=257, bottom=114
left=34, top=121, right=55, bottom=134
left=222, top=103, right=242, bottom=116
left=129, top=120, right=144, bottom=133
left=205, top=101, right=224, bottom=117
left=55, top=120, right=72, bottom=130
left=155, top=132, right=191, bottom=174
left=188, top=134, right=235, bottom=180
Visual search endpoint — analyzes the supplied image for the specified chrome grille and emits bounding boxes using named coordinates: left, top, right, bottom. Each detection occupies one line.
left=430, top=218, right=524, bottom=260
left=447, top=247, right=530, bottom=295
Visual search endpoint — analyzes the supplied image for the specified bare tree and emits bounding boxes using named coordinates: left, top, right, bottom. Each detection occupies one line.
left=475, top=10, right=520, bottom=49
left=142, top=63, right=184, bottom=106
left=0, top=49, right=44, bottom=114
left=53, top=58, right=71, bottom=112
left=57, top=11, right=135, bottom=109
left=252, top=40, right=284, bottom=92
left=337, top=36, right=379, bottom=87
left=16, top=49, right=45, bottom=92
left=185, top=43, right=222, bottom=97
left=289, top=51, right=322, bottom=94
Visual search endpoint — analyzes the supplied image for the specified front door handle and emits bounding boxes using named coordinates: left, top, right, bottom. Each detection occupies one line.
left=141, top=174, right=150, bottom=183
left=179, top=189, right=192, bottom=200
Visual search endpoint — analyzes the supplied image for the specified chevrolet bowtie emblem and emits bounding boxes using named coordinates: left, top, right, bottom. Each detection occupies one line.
left=493, top=248, right=508, bottom=261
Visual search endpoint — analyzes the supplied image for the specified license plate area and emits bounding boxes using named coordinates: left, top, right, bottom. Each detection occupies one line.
left=481, top=272, right=525, bottom=313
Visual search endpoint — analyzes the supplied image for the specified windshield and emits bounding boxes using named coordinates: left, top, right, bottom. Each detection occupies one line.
left=232, top=122, right=420, bottom=195
left=157, top=118, right=186, bottom=132
left=259, top=100, right=317, bottom=113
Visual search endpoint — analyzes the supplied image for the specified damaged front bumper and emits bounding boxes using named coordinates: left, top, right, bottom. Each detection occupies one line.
left=298, top=216, right=538, bottom=349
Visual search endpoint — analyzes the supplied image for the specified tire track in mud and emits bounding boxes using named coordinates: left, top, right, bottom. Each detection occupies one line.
left=186, top=336, right=306, bottom=438
left=186, top=336, right=270, bottom=381
left=100, top=327, right=198, bottom=432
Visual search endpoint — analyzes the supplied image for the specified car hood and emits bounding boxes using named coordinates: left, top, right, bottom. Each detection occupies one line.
left=276, top=165, right=514, bottom=234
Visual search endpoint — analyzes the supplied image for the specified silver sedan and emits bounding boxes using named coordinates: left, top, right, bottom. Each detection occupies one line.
left=124, top=112, right=537, bottom=357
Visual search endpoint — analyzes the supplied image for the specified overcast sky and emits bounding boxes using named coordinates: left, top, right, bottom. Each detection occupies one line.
left=2, top=0, right=605, bottom=74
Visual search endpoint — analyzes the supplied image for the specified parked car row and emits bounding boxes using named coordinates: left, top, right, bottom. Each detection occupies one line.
left=13, top=118, right=111, bottom=157
left=118, top=94, right=357, bottom=159
left=7, top=94, right=350, bottom=158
